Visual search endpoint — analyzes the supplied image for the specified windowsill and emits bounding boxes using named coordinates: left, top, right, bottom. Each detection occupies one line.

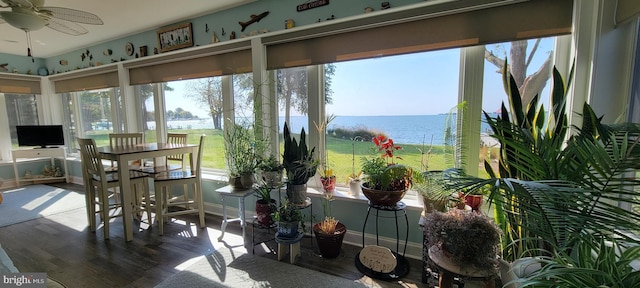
left=10, top=157, right=424, bottom=211
left=202, top=169, right=423, bottom=211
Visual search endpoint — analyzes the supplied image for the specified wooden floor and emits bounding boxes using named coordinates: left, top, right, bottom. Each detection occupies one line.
left=0, top=183, right=429, bottom=288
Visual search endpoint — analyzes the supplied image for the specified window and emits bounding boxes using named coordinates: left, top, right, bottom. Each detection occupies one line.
left=324, top=49, right=461, bottom=190
left=4, top=94, right=39, bottom=147
left=479, top=37, right=556, bottom=178
left=74, top=89, right=118, bottom=147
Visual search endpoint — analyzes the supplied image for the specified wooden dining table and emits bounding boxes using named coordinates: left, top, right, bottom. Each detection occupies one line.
left=98, top=142, right=200, bottom=241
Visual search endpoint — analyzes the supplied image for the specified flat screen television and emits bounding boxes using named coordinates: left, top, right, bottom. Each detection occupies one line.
left=16, top=125, right=65, bottom=148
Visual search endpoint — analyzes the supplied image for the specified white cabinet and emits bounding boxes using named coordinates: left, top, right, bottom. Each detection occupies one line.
left=12, top=147, right=69, bottom=187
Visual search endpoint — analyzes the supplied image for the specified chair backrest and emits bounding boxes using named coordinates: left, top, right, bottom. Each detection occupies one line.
left=77, top=137, right=107, bottom=181
left=109, top=133, right=144, bottom=167
left=193, top=135, right=206, bottom=177
left=109, top=133, right=144, bottom=149
left=167, top=133, right=188, bottom=164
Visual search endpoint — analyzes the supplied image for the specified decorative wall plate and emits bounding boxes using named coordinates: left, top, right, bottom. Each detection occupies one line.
left=125, top=42, right=134, bottom=56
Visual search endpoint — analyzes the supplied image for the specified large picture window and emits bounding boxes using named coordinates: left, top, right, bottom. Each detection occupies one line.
left=5, top=94, right=39, bottom=147
left=324, top=49, right=461, bottom=191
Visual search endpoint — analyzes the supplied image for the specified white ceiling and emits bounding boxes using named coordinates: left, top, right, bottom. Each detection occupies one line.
left=0, top=0, right=255, bottom=58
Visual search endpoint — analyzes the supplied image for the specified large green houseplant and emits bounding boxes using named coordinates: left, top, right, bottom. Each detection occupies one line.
left=224, top=123, right=264, bottom=189
left=451, top=61, right=640, bottom=286
left=282, top=122, right=318, bottom=204
left=360, top=135, right=415, bottom=206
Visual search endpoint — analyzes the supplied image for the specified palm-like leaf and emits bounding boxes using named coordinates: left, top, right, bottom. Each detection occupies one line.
left=453, top=60, right=640, bottom=273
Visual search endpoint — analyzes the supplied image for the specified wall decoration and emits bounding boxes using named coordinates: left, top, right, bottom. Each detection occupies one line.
left=157, top=22, right=194, bottom=53
left=285, top=19, right=295, bottom=29
left=297, top=0, right=329, bottom=12
left=125, top=42, right=135, bottom=56
left=239, top=11, right=269, bottom=32
left=59, top=60, right=68, bottom=65
left=103, top=49, right=112, bottom=56
left=0, top=63, right=8, bottom=72
left=139, top=46, right=148, bottom=57
left=381, top=2, right=390, bottom=9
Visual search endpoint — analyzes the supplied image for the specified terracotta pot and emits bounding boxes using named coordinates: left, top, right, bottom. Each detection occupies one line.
left=465, top=194, right=483, bottom=211
left=255, top=199, right=276, bottom=227
left=361, top=182, right=408, bottom=206
left=313, top=222, right=347, bottom=259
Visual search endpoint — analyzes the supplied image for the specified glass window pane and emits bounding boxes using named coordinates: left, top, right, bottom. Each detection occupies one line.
left=5, top=94, right=39, bottom=147
left=480, top=37, right=556, bottom=178
left=324, top=49, right=461, bottom=188
left=76, top=89, right=116, bottom=146
left=164, top=78, right=225, bottom=169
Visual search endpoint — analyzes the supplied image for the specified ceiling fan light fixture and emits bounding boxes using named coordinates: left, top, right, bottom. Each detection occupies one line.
left=0, top=10, right=47, bottom=31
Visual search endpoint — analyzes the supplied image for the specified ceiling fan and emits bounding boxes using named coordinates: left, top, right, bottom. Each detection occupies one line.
left=0, top=0, right=103, bottom=58
left=0, top=0, right=103, bottom=35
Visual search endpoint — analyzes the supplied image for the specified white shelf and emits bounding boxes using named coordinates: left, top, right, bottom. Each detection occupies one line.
left=12, top=147, right=69, bottom=187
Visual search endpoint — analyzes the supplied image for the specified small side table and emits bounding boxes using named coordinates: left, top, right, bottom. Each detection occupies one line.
left=275, top=232, right=304, bottom=264
left=216, top=185, right=254, bottom=245
left=356, top=201, right=410, bottom=280
left=428, top=245, right=497, bottom=288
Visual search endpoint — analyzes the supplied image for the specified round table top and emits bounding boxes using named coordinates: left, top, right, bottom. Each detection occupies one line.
left=428, top=245, right=497, bottom=278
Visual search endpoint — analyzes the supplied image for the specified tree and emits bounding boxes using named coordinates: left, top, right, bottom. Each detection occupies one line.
left=485, top=39, right=552, bottom=108
left=138, top=83, right=174, bottom=130
left=277, top=64, right=336, bottom=125
left=185, top=78, right=223, bottom=130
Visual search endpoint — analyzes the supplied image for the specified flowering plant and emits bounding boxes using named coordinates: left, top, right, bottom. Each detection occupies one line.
left=361, top=135, right=413, bottom=191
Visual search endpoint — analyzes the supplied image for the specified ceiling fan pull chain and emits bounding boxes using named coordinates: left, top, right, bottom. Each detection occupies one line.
left=26, top=30, right=34, bottom=62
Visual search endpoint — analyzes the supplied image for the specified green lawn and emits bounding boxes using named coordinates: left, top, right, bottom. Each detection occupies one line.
left=85, top=129, right=467, bottom=181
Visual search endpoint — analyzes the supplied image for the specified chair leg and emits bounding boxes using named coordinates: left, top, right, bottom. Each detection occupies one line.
left=86, top=184, right=97, bottom=232
left=100, top=185, right=111, bottom=240
left=143, top=180, right=152, bottom=225
left=155, top=183, right=164, bottom=236
left=196, top=182, right=205, bottom=228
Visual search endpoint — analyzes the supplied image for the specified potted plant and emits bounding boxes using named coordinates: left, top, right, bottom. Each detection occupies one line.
left=347, top=136, right=365, bottom=198
left=313, top=195, right=346, bottom=259
left=282, top=122, right=319, bottom=204
left=224, top=123, right=263, bottom=189
left=272, top=199, right=305, bottom=239
left=448, top=62, right=640, bottom=284
left=315, top=114, right=337, bottom=194
left=423, top=209, right=502, bottom=270
left=360, top=135, right=414, bottom=206
left=413, top=170, right=449, bottom=215
left=258, top=154, right=284, bottom=188
left=254, top=181, right=277, bottom=227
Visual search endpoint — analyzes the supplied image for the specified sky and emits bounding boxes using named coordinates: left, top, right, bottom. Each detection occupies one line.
left=160, top=38, right=554, bottom=118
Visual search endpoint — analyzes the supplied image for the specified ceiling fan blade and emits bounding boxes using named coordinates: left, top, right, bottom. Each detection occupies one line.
left=41, top=7, right=103, bottom=25
left=2, top=0, right=34, bottom=9
left=46, top=18, right=87, bottom=36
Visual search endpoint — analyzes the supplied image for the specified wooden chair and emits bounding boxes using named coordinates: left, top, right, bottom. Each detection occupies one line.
left=77, top=137, right=152, bottom=239
left=153, top=135, right=205, bottom=235
left=108, top=132, right=144, bottom=171
left=136, top=133, right=188, bottom=174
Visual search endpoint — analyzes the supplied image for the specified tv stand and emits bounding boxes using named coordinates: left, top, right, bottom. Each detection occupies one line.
left=12, top=147, right=69, bottom=187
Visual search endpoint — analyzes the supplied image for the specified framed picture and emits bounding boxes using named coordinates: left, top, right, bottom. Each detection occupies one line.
left=157, top=22, right=194, bottom=53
